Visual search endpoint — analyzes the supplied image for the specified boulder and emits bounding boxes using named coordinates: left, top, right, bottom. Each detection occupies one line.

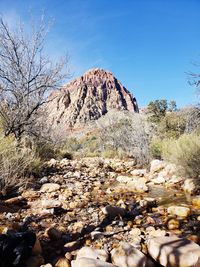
left=150, top=160, right=165, bottom=173
left=76, top=247, right=109, bottom=262
left=148, top=236, right=200, bottom=267
left=167, top=206, right=190, bottom=218
left=40, top=183, right=60, bottom=193
left=116, top=175, right=132, bottom=183
left=71, top=257, right=116, bottom=267
left=127, top=178, right=149, bottom=193
left=183, top=179, right=196, bottom=195
left=111, top=242, right=151, bottom=267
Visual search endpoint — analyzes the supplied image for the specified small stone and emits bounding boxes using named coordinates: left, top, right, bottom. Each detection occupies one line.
left=39, top=176, right=49, bottom=184
left=40, top=183, right=60, bottom=193
left=46, top=227, right=62, bottom=241
left=192, top=196, right=200, bottom=208
left=167, top=218, right=180, bottom=230
left=106, top=225, right=113, bottom=232
left=131, top=169, right=147, bottom=176
left=102, top=205, right=126, bottom=218
left=55, top=257, right=70, bottom=267
left=41, top=199, right=61, bottom=209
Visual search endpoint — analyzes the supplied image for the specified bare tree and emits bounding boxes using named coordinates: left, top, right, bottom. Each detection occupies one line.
left=0, top=16, right=69, bottom=140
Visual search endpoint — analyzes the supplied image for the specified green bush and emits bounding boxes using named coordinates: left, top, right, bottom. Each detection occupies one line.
left=150, top=137, right=163, bottom=159
left=162, top=133, right=200, bottom=179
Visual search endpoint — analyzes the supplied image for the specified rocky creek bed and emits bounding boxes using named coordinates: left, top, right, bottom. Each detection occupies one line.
left=0, top=157, right=200, bottom=267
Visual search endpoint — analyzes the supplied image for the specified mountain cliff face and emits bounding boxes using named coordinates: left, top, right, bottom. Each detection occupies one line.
left=46, top=68, right=139, bottom=129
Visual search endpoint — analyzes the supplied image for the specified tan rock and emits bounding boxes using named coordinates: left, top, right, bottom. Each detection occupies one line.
left=150, top=160, right=165, bottom=173
left=192, top=196, right=200, bottom=207
left=183, top=179, right=196, bottom=194
left=167, top=218, right=180, bottom=230
left=55, top=257, right=70, bottom=267
left=111, top=242, right=150, bottom=267
left=71, top=257, right=116, bottom=267
left=41, top=199, right=61, bottom=209
left=40, top=183, right=60, bottom=193
left=167, top=205, right=190, bottom=218
left=148, top=236, right=200, bottom=267
left=76, top=247, right=109, bottom=262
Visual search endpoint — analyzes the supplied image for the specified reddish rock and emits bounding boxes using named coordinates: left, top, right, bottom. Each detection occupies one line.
left=45, top=68, right=138, bottom=131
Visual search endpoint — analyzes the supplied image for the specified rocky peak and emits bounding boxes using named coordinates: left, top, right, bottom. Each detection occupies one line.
left=46, top=68, right=139, bottom=130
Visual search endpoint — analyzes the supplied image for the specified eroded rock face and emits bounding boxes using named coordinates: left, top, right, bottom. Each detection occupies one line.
left=46, top=68, right=139, bottom=130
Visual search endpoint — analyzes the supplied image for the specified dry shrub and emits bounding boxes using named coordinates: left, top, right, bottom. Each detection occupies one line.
left=0, top=135, right=36, bottom=196
left=162, top=133, right=200, bottom=179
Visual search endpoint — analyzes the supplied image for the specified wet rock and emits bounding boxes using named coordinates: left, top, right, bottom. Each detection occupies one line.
left=71, top=257, right=116, bottom=267
left=148, top=236, right=200, bottom=267
left=40, top=183, right=60, bottom=193
left=76, top=247, right=109, bottom=262
left=111, top=242, right=150, bottom=267
left=167, top=206, right=190, bottom=218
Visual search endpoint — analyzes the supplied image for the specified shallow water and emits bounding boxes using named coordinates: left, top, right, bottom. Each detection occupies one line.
left=147, top=185, right=192, bottom=207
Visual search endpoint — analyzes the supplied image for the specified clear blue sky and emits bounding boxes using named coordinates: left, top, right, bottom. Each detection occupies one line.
left=0, top=0, right=199, bottom=108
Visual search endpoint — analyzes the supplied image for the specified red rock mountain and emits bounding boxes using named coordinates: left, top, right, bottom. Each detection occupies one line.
left=46, top=68, right=139, bottom=129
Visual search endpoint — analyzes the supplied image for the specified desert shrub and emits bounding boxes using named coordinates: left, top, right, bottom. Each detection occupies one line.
left=162, top=133, right=200, bottom=179
left=150, top=137, right=163, bottom=159
left=158, top=112, right=186, bottom=139
left=97, top=111, right=152, bottom=166
left=35, top=142, right=60, bottom=160
left=102, top=148, right=119, bottom=159
left=0, top=135, right=37, bottom=196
